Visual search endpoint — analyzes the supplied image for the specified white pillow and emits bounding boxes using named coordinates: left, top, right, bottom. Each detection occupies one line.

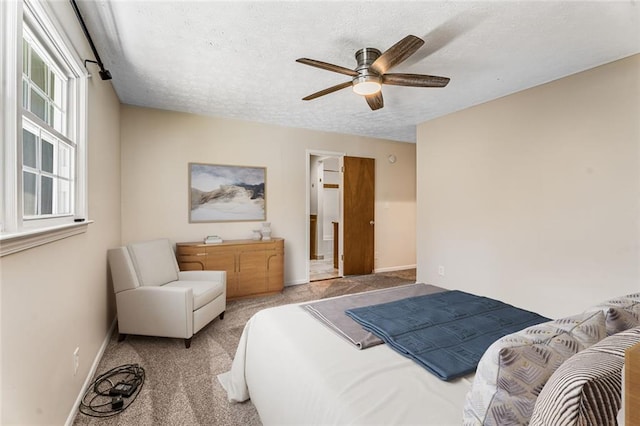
left=587, top=293, right=640, bottom=335
left=530, top=327, right=640, bottom=426
left=462, top=310, right=606, bottom=426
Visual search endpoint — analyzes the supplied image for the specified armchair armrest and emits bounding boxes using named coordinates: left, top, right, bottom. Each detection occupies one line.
left=116, top=285, right=194, bottom=339
left=178, top=270, right=226, bottom=283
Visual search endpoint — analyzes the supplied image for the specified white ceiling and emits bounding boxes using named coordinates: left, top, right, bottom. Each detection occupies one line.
left=76, top=1, right=640, bottom=143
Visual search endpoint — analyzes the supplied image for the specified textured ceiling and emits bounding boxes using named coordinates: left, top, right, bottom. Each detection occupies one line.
left=76, top=1, right=640, bottom=143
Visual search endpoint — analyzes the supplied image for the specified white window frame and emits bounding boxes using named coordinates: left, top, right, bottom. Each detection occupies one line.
left=1, top=0, right=90, bottom=257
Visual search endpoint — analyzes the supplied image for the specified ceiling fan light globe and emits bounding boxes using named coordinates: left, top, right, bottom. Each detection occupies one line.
left=353, top=81, right=382, bottom=96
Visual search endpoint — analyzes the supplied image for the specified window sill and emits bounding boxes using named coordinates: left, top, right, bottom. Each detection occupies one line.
left=0, top=220, right=93, bottom=257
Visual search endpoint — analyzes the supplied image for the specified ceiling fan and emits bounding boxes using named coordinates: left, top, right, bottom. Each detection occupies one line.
left=296, top=35, right=450, bottom=111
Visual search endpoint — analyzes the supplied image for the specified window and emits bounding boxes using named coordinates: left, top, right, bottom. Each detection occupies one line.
left=1, top=0, right=89, bottom=256
left=22, top=119, right=74, bottom=217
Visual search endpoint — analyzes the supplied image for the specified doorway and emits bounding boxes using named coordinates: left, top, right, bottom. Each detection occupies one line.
left=306, top=151, right=376, bottom=282
left=309, top=153, right=341, bottom=282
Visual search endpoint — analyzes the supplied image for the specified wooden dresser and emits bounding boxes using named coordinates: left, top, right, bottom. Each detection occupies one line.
left=176, top=238, right=284, bottom=300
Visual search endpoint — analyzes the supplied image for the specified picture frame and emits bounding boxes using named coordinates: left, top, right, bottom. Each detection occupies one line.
left=189, top=163, right=266, bottom=223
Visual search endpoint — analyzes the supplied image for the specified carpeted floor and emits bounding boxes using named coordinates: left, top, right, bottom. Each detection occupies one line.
left=73, top=269, right=416, bottom=425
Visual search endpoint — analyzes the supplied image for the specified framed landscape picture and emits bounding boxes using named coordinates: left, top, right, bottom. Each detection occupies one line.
left=189, top=163, right=266, bottom=222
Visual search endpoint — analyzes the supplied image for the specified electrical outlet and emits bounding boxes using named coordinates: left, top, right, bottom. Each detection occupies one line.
left=73, top=347, right=80, bottom=376
left=438, top=265, right=445, bottom=276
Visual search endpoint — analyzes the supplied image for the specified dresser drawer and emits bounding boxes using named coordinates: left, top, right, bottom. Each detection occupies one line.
left=176, top=245, right=207, bottom=270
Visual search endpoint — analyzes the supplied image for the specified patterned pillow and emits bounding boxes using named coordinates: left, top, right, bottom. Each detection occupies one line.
left=462, top=310, right=605, bottom=426
left=588, top=293, right=640, bottom=335
left=530, top=327, right=640, bottom=426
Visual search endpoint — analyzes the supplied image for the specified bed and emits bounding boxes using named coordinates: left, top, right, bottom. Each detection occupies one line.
left=218, top=286, right=640, bottom=426
left=219, top=300, right=474, bottom=425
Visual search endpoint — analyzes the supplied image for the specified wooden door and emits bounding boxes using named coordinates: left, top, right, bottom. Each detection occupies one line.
left=343, top=156, right=375, bottom=275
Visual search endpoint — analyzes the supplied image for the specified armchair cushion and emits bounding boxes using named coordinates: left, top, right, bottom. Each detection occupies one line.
left=128, top=239, right=179, bottom=286
left=165, top=280, right=225, bottom=310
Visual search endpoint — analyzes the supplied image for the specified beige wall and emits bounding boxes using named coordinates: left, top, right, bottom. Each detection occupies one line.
left=0, top=2, right=121, bottom=424
left=417, top=54, right=640, bottom=319
left=119, top=106, right=417, bottom=283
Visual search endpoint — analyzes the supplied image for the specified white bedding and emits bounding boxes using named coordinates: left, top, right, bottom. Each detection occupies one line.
left=218, top=302, right=474, bottom=425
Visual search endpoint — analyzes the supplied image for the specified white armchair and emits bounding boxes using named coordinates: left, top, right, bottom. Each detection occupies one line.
left=108, top=238, right=226, bottom=348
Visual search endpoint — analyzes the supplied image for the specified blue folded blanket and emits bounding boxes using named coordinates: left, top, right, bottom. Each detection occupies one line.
left=345, top=290, right=550, bottom=381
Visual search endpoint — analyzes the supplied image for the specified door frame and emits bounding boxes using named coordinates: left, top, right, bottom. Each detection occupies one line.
left=305, top=149, right=345, bottom=283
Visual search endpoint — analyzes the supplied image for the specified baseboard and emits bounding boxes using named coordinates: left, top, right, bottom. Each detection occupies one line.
left=373, top=264, right=417, bottom=273
left=65, top=317, right=117, bottom=426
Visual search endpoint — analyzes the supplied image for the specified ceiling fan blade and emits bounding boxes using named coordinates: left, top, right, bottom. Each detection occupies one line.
left=302, top=81, right=353, bottom=101
left=365, top=92, right=384, bottom=110
left=296, top=58, right=359, bottom=77
left=370, top=35, right=425, bottom=75
left=383, top=73, right=450, bottom=88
